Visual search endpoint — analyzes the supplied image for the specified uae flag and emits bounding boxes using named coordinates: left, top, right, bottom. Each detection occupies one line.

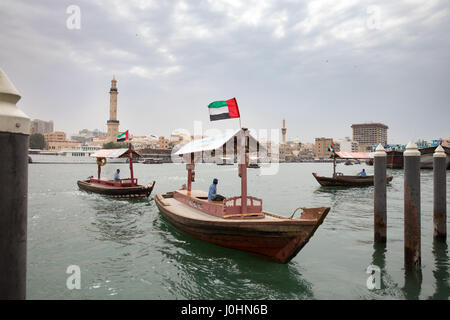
left=208, top=98, right=240, bottom=121
left=328, top=141, right=336, bottom=152
left=117, top=130, right=129, bottom=142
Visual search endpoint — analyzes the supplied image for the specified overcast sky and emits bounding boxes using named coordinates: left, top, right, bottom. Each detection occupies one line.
left=1, top=0, right=449, bottom=143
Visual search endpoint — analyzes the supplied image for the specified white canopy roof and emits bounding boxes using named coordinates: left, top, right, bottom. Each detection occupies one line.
left=90, top=148, right=142, bottom=159
left=335, top=152, right=374, bottom=159
left=174, top=128, right=265, bottom=156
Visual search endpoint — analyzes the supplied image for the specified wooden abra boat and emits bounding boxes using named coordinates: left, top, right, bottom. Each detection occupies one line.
left=155, top=128, right=330, bottom=263
left=77, top=146, right=155, bottom=198
left=313, top=151, right=393, bottom=187
left=312, top=172, right=393, bottom=187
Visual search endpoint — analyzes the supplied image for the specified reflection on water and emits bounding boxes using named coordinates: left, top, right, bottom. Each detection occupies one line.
left=369, top=244, right=404, bottom=298
left=152, top=215, right=314, bottom=300
left=429, top=240, right=450, bottom=300
left=403, top=269, right=423, bottom=300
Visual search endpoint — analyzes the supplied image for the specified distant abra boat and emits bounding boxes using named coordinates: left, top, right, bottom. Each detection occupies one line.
left=312, top=172, right=393, bottom=187
left=313, top=151, right=393, bottom=187
left=77, top=146, right=155, bottom=198
left=29, top=145, right=127, bottom=164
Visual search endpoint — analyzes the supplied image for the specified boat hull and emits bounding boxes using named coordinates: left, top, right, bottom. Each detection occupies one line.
left=386, top=146, right=450, bottom=169
left=386, top=150, right=404, bottom=169
left=155, top=192, right=330, bottom=263
left=312, top=173, right=393, bottom=187
left=77, top=180, right=155, bottom=198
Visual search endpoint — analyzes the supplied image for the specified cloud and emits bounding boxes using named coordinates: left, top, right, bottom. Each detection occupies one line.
left=0, top=0, right=448, bottom=142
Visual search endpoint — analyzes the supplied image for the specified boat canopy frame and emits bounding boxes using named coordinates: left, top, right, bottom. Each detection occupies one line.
left=175, top=128, right=264, bottom=217
left=90, top=144, right=141, bottom=186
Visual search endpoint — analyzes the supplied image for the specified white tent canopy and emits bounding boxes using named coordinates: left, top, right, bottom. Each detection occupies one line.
left=90, top=148, right=142, bottom=159
left=335, top=152, right=374, bottom=159
left=174, top=128, right=266, bottom=156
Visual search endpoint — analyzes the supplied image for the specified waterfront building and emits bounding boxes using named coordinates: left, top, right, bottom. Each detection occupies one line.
left=44, top=131, right=82, bottom=151
left=315, top=137, right=335, bottom=159
left=351, top=122, right=388, bottom=152
left=336, top=137, right=359, bottom=153
left=71, top=129, right=106, bottom=144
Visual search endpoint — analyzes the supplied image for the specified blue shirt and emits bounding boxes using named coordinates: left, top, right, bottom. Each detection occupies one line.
left=359, top=171, right=367, bottom=177
left=114, top=172, right=120, bottom=180
left=208, top=184, right=217, bottom=200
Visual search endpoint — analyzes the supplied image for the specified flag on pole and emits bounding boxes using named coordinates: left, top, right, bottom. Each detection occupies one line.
left=208, top=98, right=240, bottom=121
left=328, top=141, right=336, bottom=152
left=117, top=130, right=129, bottom=142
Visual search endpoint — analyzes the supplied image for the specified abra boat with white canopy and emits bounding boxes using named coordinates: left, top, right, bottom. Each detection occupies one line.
left=155, top=128, right=330, bottom=263
left=312, top=151, right=393, bottom=187
left=77, top=145, right=155, bottom=198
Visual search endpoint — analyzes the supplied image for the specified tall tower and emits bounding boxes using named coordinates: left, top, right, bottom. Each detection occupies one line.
left=281, top=119, right=287, bottom=144
left=106, top=76, right=120, bottom=143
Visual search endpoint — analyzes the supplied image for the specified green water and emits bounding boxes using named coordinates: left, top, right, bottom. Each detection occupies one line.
left=27, top=163, right=449, bottom=299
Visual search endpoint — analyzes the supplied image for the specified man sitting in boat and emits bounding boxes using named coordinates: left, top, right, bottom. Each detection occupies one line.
left=358, top=169, right=367, bottom=177
left=208, top=178, right=225, bottom=202
left=114, top=169, right=120, bottom=181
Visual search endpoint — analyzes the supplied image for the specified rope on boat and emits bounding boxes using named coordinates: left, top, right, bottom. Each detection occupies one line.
left=289, top=207, right=306, bottom=219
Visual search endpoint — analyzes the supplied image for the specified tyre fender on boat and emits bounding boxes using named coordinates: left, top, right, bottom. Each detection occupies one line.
left=96, top=157, right=107, bottom=166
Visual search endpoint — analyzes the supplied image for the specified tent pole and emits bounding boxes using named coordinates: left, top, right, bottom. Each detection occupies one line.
left=240, top=129, right=248, bottom=214
left=187, top=152, right=193, bottom=195
left=129, top=143, right=134, bottom=183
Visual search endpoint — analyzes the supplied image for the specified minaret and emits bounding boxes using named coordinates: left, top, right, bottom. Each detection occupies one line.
left=281, top=119, right=287, bottom=144
left=106, top=76, right=120, bottom=143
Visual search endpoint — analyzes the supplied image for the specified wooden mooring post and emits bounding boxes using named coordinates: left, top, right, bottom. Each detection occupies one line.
left=403, top=141, right=421, bottom=270
left=374, top=144, right=387, bottom=243
left=0, top=68, right=30, bottom=299
left=433, top=145, right=447, bottom=241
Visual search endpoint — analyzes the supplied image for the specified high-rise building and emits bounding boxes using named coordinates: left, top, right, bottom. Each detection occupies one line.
left=351, top=122, right=388, bottom=151
left=106, top=76, right=120, bottom=143
left=30, top=119, right=54, bottom=134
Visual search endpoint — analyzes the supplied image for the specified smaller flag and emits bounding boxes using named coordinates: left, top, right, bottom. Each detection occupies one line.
left=117, top=130, right=129, bottom=142
left=208, top=98, right=240, bottom=121
left=328, top=141, right=335, bottom=152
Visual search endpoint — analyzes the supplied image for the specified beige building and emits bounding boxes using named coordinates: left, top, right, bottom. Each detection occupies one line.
left=336, top=137, right=359, bottom=153
left=44, top=131, right=66, bottom=142
left=315, top=137, right=334, bottom=158
left=44, top=131, right=82, bottom=151
left=351, top=122, right=388, bottom=152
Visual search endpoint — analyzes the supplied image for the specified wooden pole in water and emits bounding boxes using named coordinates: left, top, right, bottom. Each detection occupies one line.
left=0, top=68, right=29, bottom=299
left=433, top=145, right=446, bottom=241
left=374, top=144, right=387, bottom=243
left=404, top=141, right=421, bottom=270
